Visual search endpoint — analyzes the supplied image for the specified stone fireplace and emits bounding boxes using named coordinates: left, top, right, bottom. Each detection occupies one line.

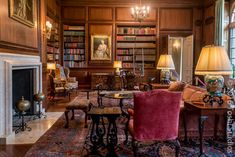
left=0, top=53, right=42, bottom=144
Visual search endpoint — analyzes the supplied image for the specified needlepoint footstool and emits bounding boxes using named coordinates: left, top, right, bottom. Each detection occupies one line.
left=64, top=96, right=91, bottom=128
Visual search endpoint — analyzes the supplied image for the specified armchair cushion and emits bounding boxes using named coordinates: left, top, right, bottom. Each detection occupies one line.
left=133, top=90, right=182, bottom=141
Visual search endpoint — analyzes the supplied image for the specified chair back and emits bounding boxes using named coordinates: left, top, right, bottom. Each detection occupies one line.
left=55, top=64, right=67, bottom=80
left=133, top=89, right=182, bottom=141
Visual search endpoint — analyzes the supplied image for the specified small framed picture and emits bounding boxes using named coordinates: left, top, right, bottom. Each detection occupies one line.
left=9, top=0, right=35, bottom=27
left=91, top=35, right=111, bottom=61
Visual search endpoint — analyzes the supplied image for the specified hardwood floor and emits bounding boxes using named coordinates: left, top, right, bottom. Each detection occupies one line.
left=0, top=144, right=32, bottom=157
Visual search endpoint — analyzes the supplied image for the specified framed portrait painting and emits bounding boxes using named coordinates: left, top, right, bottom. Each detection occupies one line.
left=91, top=35, right=111, bottom=61
left=9, top=0, right=35, bottom=27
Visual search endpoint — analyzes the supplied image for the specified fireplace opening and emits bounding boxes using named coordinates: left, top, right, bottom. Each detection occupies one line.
left=12, top=69, right=35, bottom=115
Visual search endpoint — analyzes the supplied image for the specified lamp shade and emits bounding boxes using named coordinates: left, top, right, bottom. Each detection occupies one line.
left=47, top=63, right=56, bottom=70
left=113, top=61, right=122, bottom=68
left=195, top=45, right=232, bottom=75
left=157, top=54, right=175, bottom=70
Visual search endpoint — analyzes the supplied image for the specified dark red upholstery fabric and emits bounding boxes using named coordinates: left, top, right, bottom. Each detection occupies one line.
left=133, top=89, right=182, bottom=141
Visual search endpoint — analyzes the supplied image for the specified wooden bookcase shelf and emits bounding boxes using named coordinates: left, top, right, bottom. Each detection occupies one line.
left=63, top=25, right=86, bottom=68
left=116, top=25, right=157, bottom=69
left=46, top=17, right=60, bottom=64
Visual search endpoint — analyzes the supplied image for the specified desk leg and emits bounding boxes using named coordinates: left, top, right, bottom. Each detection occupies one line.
left=106, top=115, right=118, bottom=157
left=214, top=114, right=219, bottom=140
left=198, top=116, right=208, bottom=156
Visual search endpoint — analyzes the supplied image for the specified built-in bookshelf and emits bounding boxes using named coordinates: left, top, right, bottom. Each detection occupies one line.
left=116, top=26, right=157, bottom=69
left=46, top=17, right=60, bottom=64
left=63, top=25, right=86, bottom=68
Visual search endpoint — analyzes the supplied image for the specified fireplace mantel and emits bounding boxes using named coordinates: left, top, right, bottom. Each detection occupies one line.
left=0, top=52, right=42, bottom=144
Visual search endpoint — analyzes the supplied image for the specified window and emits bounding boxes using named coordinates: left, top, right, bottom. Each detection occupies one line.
left=230, top=7, right=235, bottom=77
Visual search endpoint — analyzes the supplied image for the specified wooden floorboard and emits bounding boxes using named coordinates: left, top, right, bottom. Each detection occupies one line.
left=0, top=144, right=32, bottom=157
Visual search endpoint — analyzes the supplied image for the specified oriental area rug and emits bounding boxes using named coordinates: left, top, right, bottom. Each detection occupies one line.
left=25, top=92, right=234, bottom=157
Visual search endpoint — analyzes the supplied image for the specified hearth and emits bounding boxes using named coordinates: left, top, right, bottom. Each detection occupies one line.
left=12, top=69, right=35, bottom=115
left=0, top=52, right=42, bottom=144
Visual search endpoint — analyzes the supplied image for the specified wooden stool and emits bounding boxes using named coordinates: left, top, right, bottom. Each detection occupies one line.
left=64, top=98, right=91, bottom=128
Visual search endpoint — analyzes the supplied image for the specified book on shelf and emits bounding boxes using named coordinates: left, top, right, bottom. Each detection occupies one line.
left=122, top=63, right=133, bottom=68
left=117, top=43, right=155, bottom=48
left=135, top=63, right=155, bottom=68
left=135, top=55, right=156, bottom=61
left=64, top=36, right=84, bottom=43
left=64, top=43, right=85, bottom=48
left=64, top=31, right=85, bottom=36
left=117, top=48, right=156, bottom=55
left=64, top=61, right=86, bottom=68
left=55, top=54, right=59, bottom=60
left=64, top=25, right=85, bottom=31
left=64, top=49, right=85, bottom=54
left=117, top=56, right=133, bottom=61
left=117, top=36, right=155, bottom=41
left=64, top=54, right=85, bottom=61
left=117, top=27, right=156, bottom=35
left=47, top=54, right=54, bottom=61
left=47, top=46, right=54, bottom=53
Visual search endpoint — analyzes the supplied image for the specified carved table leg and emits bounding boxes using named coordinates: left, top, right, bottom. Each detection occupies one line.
left=214, top=114, right=219, bottom=140
left=198, top=116, right=208, bottom=156
left=106, top=115, right=119, bottom=157
left=71, top=109, right=75, bottom=120
left=89, top=115, right=105, bottom=156
left=64, top=110, right=70, bottom=128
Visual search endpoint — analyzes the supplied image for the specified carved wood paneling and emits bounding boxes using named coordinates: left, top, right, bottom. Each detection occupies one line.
left=89, top=7, right=113, bottom=21
left=62, top=7, right=86, bottom=21
left=0, top=0, right=40, bottom=53
left=160, top=8, right=193, bottom=31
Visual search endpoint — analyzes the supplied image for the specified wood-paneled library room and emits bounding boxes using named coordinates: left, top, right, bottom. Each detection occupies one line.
left=1, top=0, right=235, bottom=156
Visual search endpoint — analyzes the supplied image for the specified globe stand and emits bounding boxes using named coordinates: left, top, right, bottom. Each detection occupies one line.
left=15, top=111, right=31, bottom=134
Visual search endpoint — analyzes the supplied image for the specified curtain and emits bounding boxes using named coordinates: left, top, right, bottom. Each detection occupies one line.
left=214, top=0, right=224, bottom=46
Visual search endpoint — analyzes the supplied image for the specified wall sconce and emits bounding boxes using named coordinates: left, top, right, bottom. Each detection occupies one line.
left=45, top=21, right=52, bottom=39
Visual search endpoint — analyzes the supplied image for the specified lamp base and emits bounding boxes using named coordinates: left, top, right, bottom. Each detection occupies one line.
left=204, top=74, right=224, bottom=106
left=203, top=94, right=223, bottom=106
left=160, top=69, right=171, bottom=85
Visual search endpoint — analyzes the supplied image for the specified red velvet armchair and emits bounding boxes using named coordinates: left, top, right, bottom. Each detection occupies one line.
left=128, top=89, right=182, bottom=156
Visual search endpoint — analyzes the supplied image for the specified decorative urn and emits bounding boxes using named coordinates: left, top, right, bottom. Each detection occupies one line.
left=16, top=96, right=31, bottom=112
left=34, top=91, right=45, bottom=102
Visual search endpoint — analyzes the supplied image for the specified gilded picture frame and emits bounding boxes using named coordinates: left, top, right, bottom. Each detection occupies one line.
left=91, top=35, right=111, bottom=61
left=9, top=0, right=35, bottom=27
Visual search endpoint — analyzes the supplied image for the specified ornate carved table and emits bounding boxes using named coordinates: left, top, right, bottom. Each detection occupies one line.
left=87, top=107, right=122, bottom=157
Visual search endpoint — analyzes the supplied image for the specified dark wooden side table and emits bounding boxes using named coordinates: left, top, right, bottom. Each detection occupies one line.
left=183, top=101, right=234, bottom=156
left=87, top=107, right=122, bottom=157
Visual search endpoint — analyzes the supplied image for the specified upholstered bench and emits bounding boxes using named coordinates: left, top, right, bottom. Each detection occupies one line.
left=64, top=96, right=91, bottom=128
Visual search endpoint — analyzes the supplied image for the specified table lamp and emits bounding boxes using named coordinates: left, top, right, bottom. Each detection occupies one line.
left=195, top=45, right=232, bottom=106
left=113, top=61, right=122, bottom=75
left=47, top=62, right=56, bottom=75
left=157, top=54, right=175, bottom=84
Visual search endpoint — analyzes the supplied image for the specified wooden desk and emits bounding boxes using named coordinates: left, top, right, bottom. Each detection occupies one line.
left=183, top=101, right=234, bottom=156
